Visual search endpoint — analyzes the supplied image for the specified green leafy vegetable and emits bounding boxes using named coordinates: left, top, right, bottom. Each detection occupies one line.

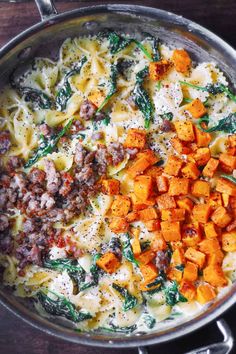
left=79, top=254, right=101, bottom=291
left=146, top=270, right=166, bottom=289
left=20, top=87, right=53, bottom=109
left=159, top=112, right=173, bottom=121
left=200, top=113, right=236, bottom=134
left=100, top=324, right=137, bottom=333
left=37, top=291, right=92, bottom=322
left=143, top=33, right=161, bottom=61
left=97, top=64, right=118, bottom=112
left=143, top=314, right=156, bottom=329
left=56, top=56, right=87, bottom=111
left=105, top=30, right=132, bottom=54
left=156, top=81, right=162, bottom=91
left=112, top=283, right=138, bottom=312
left=122, top=233, right=139, bottom=266
left=175, top=264, right=185, bottom=271
left=133, top=67, right=154, bottom=129
left=164, top=281, right=187, bottom=307
left=25, top=118, right=73, bottom=168
left=221, top=174, right=236, bottom=184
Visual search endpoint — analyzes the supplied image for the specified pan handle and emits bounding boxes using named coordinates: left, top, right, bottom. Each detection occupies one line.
left=34, top=0, right=58, bottom=21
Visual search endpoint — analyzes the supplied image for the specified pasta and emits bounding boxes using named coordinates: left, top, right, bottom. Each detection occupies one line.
left=0, top=30, right=235, bottom=335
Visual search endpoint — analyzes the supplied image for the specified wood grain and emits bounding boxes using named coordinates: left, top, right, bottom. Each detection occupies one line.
left=0, top=1, right=235, bottom=353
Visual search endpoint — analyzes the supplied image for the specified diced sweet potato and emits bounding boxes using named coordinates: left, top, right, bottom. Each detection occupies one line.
left=194, top=126, right=212, bottom=147
left=226, top=219, right=236, bottom=232
left=196, top=284, right=216, bottom=304
left=207, top=192, right=222, bottom=209
left=130, top=193, right=155, bottom=211
left=132, top=234, right=141, bottom=256
left=211, top=206, right=232, bottom=228
left=145, top=166, right=163, bottom=177
left=164, top=155, right=183, bottom=176
left=181, top=162, right=200, bottom=180
left=168, top=177, right=190, bottom=196
left=171, top=248, right=185, bottom=265
left=177, top=197, right=194, bottom=213
left=139, top=207, right=158, bottom=221
left=96, top=252, right=120, bottom=274
left=172, top=49, right=191, bottom=73
left=202, top=158, right=219, bottom=178
left=88, top=90, right=105, bottom=107
left=161, top=208, right=185, bottom=222
left=174, top=120, right=195, bottom=142
left=134, top=175, right=153, bottom=201
left=151, top=232, right=167, bottom=251
left=216, top=178, right=236, bottom=197
left=137, top=249, right=156, bottom=265
left=227, top=135, right=236, bottom=155
left=168, top=268, right=183, bottom=282
left=137, top=149, right=159, bottom=165
left=204, top=222, right=218, bottom=239
left=140, top=263, right=158, bottom=284
left=156, top=175, right=169, bottom=193
left=149, top=59, right=170, bottom=80
left=185, top=98, right=207, bottom=118
left=102, top=178, right=120, bottom=195
left=127, top=157, right=151, bottom=178
left=126, top=211, right=139, bottom=223
left=191, top=180, right=210, bottom=197
left=171, top=137, right=192, bottom=154
left=182, top=223, right=201, bottom=247
left=192, top=204, right=211, bottom=224
left=109, top=217, right=129, bottom=233
left=222, top=193, right=230, bottom=207
left=111, top=195, right=131, bottom=217
left=156, top=193, right=176, bottom=210
left=161, top=221, right=181, bottom=241
left=183, top=261, right=198, bottom=282
left=185, top=247, right=206, bottom=268
left=124, top=128, right=146, bottom=149
left=193, top=147, right=211, bottom=166
left=222, top=230, right=236, bottom=252
left=199, top=239, right=220, bottom=255
left=170, top=241, right=183, bottom=250
left=208, top=249, right=224, bottom=266
left=145, top=219, right=160, bottom=231
left=219, top=153, right=236, bottom=173
left=179, top=280, right=196, bottom=301
left=203, top=265, right=227, bottom=287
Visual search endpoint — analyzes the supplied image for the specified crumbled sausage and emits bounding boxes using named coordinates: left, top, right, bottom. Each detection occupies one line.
left=0, top=131, right=11, bottom=155
left=44, top=160, right=61, bottom=194
left=80, top=99, right=97, bottom=120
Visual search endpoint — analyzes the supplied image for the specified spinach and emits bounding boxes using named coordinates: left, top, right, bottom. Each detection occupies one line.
left=199, top=113, right=236, bottom=134
left=175, top=264, right=185, bottom=272
left=56, top=56, right=87, bottom=111
left=105, top=30, right=132, bottom=54
left=100, top=324, right=137, bottom=333
left=112, top=283, right=138, bottom=312
left=133, top=67, right=154, bottom=129
left=79, top=254, right=101, bottom=291
left=122, top=233, right=139, bottom=266
left=25, top=118, right=73, bottom=168
left=20, top=87, right=53, bottom=109
left=164, top=281, right=187, bottom=307
left=196, top=114, right=210, bottom=130
left=97, top=64, right=118, bottom=112
left=156, top=81, right=162, bottom=91
left=143, top=33, right=161, bottom=61
left=221, top=174, right=236, bottom=184
left=37, top=291, right=92, bottom=322
left=159, top=112, right=173, bottom=121
left=146, top=270, right=166, bottom=289
left=143, top=314, right=156, bottom=329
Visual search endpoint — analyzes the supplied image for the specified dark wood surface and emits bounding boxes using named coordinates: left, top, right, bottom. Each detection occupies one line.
left=0, top=1, right=236, bottom=353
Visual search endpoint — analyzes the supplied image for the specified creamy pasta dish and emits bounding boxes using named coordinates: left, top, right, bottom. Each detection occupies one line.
left=0, top=31, right=235, bottom=334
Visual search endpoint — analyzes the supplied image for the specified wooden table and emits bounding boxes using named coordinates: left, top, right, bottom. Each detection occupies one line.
left=0, top=1, right=235, bottom=353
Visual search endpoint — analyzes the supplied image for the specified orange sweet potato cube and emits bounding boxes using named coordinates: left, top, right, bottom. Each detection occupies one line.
left=196, top=284, right=216, bottom=304
left=185, top=98, right=207, bottom=118
left=160, top=221, right=181, bottom=241
left=199, top=239, right=220, bottom=255
left=111, top=195, right=131, bottom=217
left=137, top=149, right=159, bottom=165
left=172, top=49, right=191, bottom=73
left=137, top=249, right=156, bottom=265
left=171, top=137, right=192, bottom=155
left=194, top=126, right=212, bottom=147
left=164, top=155, right=183, bottom=176
left=149, top=59, right=170, bottom=80
left=203, top=265, right=228, bottom=287
left=207, top=192, right=222, bottom=210
left=145, top=219, right=160, bottom=231
left=183, top=261, right=198, bottom=282
left=145, top=165, right=163, bottom=177
left=222, top=230, right=236, bottom=252
left=127, top=157, right=151, bottom=178
left=126, top=211, right=139, bottom=223
left=179, top=280, right=196, bottom=301
left=131, top=236, right=141, bottom=256
left=204, top=222, right=218, bottom=239
left=96, top=252, right=120, bottom=274
left=177, top=197, right=194, bottom=213
left=208, top=249, right=224, bottom=266
left=140, top=263, right=158, bottom=284
left=191, top=180, right=210, bottom=197
left=109, top=217, right=129, bottom=233
left=156, top=193, right=176, bottom=210
left=211, top=206, right=232, bottom=228
left=124, top=128, right=146, bottom=149
left=88, top=90, right=105, bottom=107
left=130, top=193, right=155, bottom=211
left=134, top=175, right=153, bottom=201
left=182, top=223, right=202, bottom=247
left=193, top=148, right=211, bottom=166
left=185, top=247, right=206, bottom=268
left=202, top=158, right=219, bottom=178
left=168, top=268, right=183, bottom=282
left=171, top=248, right=185, bottom=265
left=168, top=177, right=190, bottom=196
left=192, top=204, right=211, bottom=223
left=181, top=162, right=200, bottom=180
left=102, top=178, right=120, bottom=195
left=174, top=120, right=195, bottom=142
left=219, top=153, right=236, bottom=173
left=139, top=207, right=158, bottom=221
left=161, top=208, right=185, bottom=222
left=216, top=178, right=236, bottom=197
left=156, top=175, right=169, bottom=193
left=227, top=135, right=236, bottom=155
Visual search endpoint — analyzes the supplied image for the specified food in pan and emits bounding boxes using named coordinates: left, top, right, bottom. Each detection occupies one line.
left=0, top=31, right=235, bottom=333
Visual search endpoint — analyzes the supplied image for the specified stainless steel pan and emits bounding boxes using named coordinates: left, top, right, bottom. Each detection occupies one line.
left=0, top=2, right=236, bottom=353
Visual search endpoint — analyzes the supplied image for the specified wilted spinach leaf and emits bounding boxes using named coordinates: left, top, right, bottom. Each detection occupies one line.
left=200, top=113, right=236, bottom=134
left=164, top=281, right=187, bottom=307
left=112, top=283, right=138, bottom=312
left=122, top=233, right=139, bottom=266
left=20, top=87, right=53, bottom=109
left=143, top=314, right=156, bottom=329
left=97, top=64, right=118, bottom=112
left=221, top=174, right=236, bottom=184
